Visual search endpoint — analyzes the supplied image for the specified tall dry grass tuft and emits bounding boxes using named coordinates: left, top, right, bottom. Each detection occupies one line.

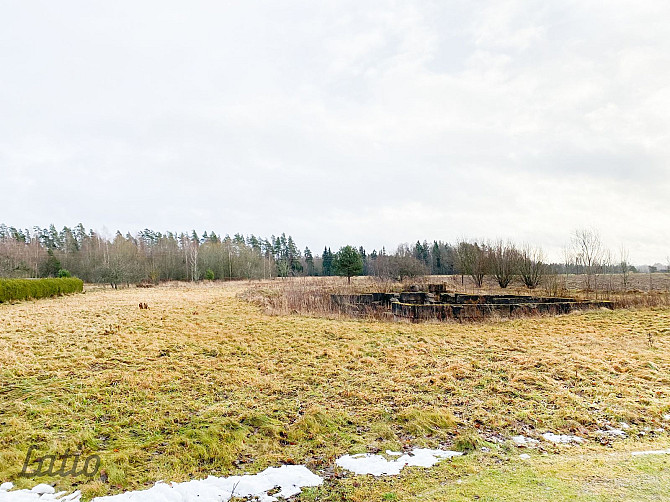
left=238, top=276, right=402, bottom=317
left=239, top=274, right=670, bottom=322
left=609, top=291, right=670, bottom=309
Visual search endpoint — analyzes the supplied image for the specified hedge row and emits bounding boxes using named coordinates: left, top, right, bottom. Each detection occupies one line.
left=0, top=278, right=84, bottom=303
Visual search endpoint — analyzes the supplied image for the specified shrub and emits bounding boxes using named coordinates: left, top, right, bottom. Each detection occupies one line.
left=205, top=269, right=215, bottom=281
left=0, top=278, right=84, bottom=303
left=58, top=269, right=72, bottom=278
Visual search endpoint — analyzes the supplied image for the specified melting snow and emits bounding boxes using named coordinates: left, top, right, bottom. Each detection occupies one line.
left=595, top=429, right=627, bottom=438
left=519, top=453, right=531, bottom=460
left=0, top=483, right=81, bottom=501
left=512, top=435, right=539, bottom=447
left=335, top=448, right=463, bottom=476
left=542, top=432, right=585, bottom=444
left=0, top=466, right=321, bottom=502
left=0, top=450, right=464, bottom=502
left=631, top=449, right=670, bottom=457
left=94, top=465, right=322, bottom=502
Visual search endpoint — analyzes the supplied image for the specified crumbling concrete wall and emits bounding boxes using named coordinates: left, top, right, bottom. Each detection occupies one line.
left=391, top=299, right=613, bottom=321
left=331, top=285, right=614, bottom=322
left=438, top=293, right=578, bottom=304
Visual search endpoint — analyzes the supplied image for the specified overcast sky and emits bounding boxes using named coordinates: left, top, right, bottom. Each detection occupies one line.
left=1, top=1, right=669, bottom=263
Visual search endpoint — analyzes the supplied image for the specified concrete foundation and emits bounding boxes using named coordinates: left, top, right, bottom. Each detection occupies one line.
left=331, top=285, right=613, bottom=321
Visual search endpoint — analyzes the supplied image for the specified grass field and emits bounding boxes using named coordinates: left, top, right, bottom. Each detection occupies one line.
left=1, top=280, right=669, bottom=500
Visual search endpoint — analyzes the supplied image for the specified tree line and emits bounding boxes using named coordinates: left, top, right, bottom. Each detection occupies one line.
left=0, top=224, right=653, bottom=290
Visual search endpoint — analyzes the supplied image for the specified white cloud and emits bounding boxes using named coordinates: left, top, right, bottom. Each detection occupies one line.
left=0, top=0, right=668, bottom=262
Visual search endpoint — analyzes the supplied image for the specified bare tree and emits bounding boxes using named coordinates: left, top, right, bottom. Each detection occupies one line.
left=602, top=248, right=614, bottom=297
left=562, top=245, right=574, bottom=292
left=572, top=229, right=604, bottom=293
left=369, top=252, right=393, bottom=280
left=390, top=244, right=428, bottom=281
left=619, top=245, right=631, bottom=291
left=518, top=245, right=545, bottom=289
left=189, top=241, right=199, bottom=281
left=490, top=240, right=519, bottom=288
left=455, top=241, right=489, bottom=288
left=180, top=233, right=199, bottom=281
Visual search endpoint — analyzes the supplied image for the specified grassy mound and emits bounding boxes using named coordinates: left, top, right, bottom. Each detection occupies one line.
left=0, top=277, right=83, bottom=303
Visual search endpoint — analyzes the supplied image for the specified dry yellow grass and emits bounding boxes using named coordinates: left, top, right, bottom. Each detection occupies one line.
left=0, top=279, right=669, bottom=500
left=240, top=274, right=670, bottom=320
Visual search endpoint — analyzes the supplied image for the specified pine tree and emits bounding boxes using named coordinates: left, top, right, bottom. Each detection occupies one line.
left=322, top=247, right=333, bottom=276
left=287, top=236, right=302, bottom=274
left=334, top=245, right=363, bottom=284
left=432, top=241, right=442, bottom=274
left=304, top=247, right=315, bottom=275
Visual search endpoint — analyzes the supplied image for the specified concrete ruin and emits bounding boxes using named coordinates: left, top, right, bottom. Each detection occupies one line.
left=331, top=287, right=613, bottom=321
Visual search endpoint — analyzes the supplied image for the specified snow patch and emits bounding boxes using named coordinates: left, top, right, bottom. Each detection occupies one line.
left=94, top=465, right=322, bottom=502
left=0, top=484, right=81, bottom=502
left=542, top=432, right=584, bottom=444
left=3, top=450, right=462, bottom=500
left=595, top=429, right=627, bottom=438
left=631, top=449, right=670, bottom=457
left=511, top=435, right=539, bottom=447
left=0, top=466, right=321, bottom=502
left=519, top=453, right=531, bottom=460
left=336, top=448, right=463, bottom=476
